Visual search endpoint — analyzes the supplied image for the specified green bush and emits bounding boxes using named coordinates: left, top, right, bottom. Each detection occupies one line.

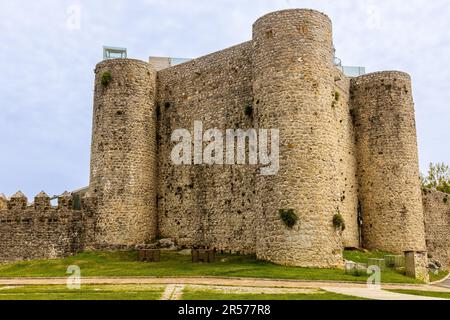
left=279, top=209, right=298, bottom=229
left=101, top=71, right=112, bottom=86
left=333, top=213, right=346, bottom=231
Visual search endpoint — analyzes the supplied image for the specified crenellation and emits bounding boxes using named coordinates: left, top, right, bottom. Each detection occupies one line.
left=8, top=191, right=28, bottom=210
left=34, top=191, right=51, bottom=211
left=0, top=193, right=7, bottom=210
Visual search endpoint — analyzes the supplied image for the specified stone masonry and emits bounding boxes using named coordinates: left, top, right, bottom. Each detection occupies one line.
left=0, top=191, right=93, bottom=262
left=0, top=9, right=447, bottom=272
left=351, top=72, right=427, bottom=254
left=422, top=189, right=450, bottom=267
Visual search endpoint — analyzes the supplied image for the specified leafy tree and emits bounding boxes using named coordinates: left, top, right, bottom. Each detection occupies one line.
left=421, top=162, right=450, bottom=194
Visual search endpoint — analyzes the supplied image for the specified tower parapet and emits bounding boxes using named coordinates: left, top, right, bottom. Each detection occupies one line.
left=351, top=71, right=426, bottom=253
left=253, top=9, right=343, bottom=267
left=89, top=58, right=158, bottom=246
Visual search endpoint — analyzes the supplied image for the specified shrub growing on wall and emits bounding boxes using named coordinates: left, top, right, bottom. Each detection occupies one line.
left=333, top=213, right=346, bottom=231
left=101, top=71, right=112, bottom=87
left=279, top=209, right=298, bottom=229
left=244, top=104, right=253, bottom=117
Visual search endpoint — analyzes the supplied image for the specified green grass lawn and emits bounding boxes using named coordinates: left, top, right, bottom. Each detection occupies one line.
left=429, top=270, right=449, bottom=283
left=0, top=250, right=422, bottom=284
left=0, top=285, right=366, bottom=300
left=0, top=284, right=164, bottom=300
left=343, top=249, right=393, bottom=263
left=387, top=289, right=450, bottom=299
left=182, top=288, right=366, bottom=300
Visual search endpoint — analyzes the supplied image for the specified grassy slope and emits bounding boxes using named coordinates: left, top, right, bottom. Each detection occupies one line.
left=429, top=270, right=449, bottom=283
left=0, top=284, right=164, bottom=300
left=182, top=289, right=367, bottom=300
left=387, top=289, right=450, bottom=299
left=0, top=250, right=422, bottom=284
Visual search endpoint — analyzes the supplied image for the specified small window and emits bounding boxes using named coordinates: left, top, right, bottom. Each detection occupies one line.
left=265, top=30, right=274, bottom=39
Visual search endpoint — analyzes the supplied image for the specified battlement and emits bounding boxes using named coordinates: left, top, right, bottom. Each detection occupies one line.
left=0, top=190, right=97, bottom=262
left=0, top=190, right=97, bottom=213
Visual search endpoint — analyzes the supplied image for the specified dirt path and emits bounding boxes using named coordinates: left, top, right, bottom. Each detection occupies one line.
left=322, top=286, right=446, bottom=300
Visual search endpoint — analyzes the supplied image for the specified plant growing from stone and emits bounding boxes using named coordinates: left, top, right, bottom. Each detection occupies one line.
left=333, top=212, right=346, bottom=231
left=334, top=91, right=340, bottom=101
left=279, top=209, right=298, bottom=229
left=244, top=104, right=253, bottom=117
left=101, top=71, right=112, bottom=87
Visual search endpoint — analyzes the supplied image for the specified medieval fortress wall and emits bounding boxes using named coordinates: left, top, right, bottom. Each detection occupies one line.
left=89, top=9, right=427, bottom=267
left=0, top=9, right=447, bottom=270
left=0, top=192, right=90, bottom=262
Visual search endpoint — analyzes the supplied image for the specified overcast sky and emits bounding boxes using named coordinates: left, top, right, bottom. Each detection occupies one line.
left=0, top=0, right=449, bottom=198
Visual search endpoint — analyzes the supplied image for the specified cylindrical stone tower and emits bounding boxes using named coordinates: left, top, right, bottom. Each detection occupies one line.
left=89, top=59, right=158, bottom=246
left=351, top=71, right=426, bottom=253
left=253, top=9, right=343, bottom=267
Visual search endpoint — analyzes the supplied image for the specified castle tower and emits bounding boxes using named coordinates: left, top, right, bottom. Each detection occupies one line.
left=89, top=59, right=158, bottom=246
left=253, top=9, right=343, bottom=267
left=351, top=71, right=426, bottom=253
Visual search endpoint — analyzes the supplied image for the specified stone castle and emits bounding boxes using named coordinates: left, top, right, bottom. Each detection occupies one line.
left=1, top=9, right=449, bottom=275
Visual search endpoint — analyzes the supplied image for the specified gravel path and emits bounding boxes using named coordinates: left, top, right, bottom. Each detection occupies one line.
left=322, top=286, right=446, bottom=300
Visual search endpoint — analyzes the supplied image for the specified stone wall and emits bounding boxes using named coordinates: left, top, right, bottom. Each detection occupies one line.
left=351, top=71, right=427, bottom=253
left=155, top=9, right=359, bottom=266
left=422, top=188, right=450, bottom=267
left=156, top=42, right=257, bottom=254
left=333, top=68, right=360, bottom=248
left=405, top=251, right=430, bottom=282
left=0, top=192, right=91, bottom=262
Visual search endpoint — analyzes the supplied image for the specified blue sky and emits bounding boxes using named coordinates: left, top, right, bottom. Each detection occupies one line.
left=0, top=0, right=449, bottom=198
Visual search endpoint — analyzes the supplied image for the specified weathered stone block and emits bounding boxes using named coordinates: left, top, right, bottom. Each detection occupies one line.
left=405, top=251, right=430, bottom=282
